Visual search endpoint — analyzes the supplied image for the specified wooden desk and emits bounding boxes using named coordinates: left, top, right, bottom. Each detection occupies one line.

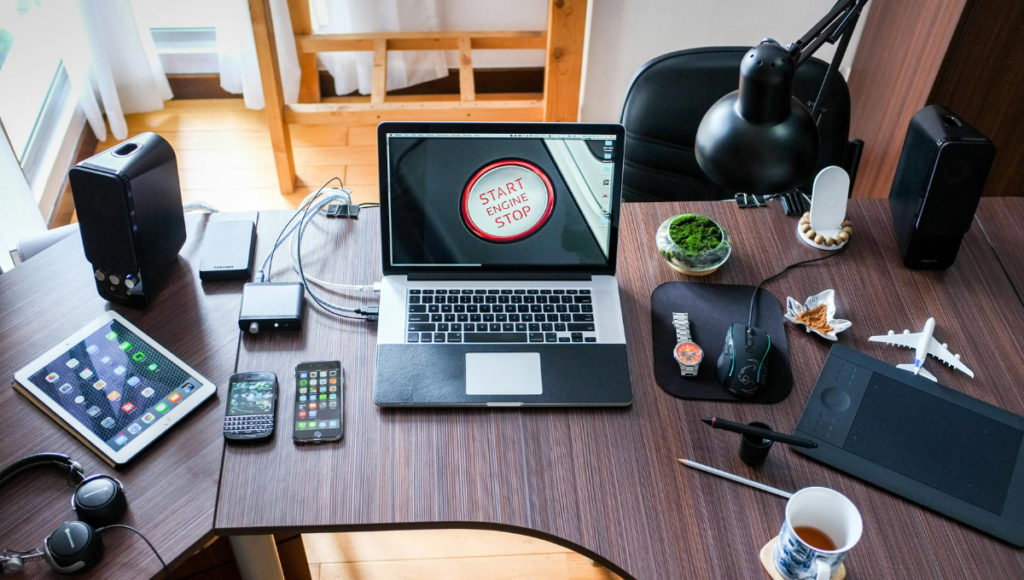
left=217, top=200, right=1024, bottom=579
left=0, top=214, right=244, bottom=579
left=977, top=197, right=1024, bottom=304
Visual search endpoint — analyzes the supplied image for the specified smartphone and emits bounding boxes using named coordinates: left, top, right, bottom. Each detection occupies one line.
left=293, top=360, right=343, bottom=443
left=224, top=371, right=277, bottom=441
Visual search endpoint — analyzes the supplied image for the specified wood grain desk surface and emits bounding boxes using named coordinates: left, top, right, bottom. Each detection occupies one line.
left=0, top=214, right=244, bottom=580
left=216, top=199, right=1024, bottom=579
left=977, top=197, right=1024, bottom=303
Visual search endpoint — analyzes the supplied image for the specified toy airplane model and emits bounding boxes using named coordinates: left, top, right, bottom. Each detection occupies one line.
left=869, top=317, right=974, bottom=381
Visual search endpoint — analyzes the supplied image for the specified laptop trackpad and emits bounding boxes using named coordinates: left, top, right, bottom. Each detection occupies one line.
left=465, top=353, right=542, bottom=395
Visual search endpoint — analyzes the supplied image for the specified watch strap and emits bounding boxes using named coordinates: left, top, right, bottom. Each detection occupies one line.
left=672, top=312, right=691, bottom=344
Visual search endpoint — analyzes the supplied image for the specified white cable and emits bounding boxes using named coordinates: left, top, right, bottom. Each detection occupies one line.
left=253, top=181, right=378, bottom=319
left=294, top=194, right=368, bottom=314
left=255, top=189, right=339, bottom=282
left=183, top=200, right=219, bottom=213
left=289, top=188, right=379, bottom=293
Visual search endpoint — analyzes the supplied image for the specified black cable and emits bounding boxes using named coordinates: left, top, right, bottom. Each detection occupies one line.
left=748, top=243, right=848, bottom=327
left=265, top=177, right=342, bottom=280
left=96, top=525, right=171, bottom=580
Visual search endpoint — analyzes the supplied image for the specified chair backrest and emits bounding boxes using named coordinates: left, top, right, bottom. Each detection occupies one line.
left=619, top=47, right=851, bottom=202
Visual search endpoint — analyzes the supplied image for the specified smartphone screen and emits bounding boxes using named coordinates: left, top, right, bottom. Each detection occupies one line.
left=225, top=372, right=277, bottom=441
left=294, top=360, right=342, bottom=442
left=228, top=377, right=276, bottom=417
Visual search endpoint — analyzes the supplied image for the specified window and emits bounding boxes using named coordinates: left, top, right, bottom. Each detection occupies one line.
left=151, top=27, right=218, bottom=74
left=0, top=1, right=65, bottom=159
left=130, top=0, right=224, bottom=75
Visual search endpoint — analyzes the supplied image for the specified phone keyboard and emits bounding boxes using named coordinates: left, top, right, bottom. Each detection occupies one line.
left=224, top=414, right=273, bottom=434
left=406, top=288, right=596, bottom=344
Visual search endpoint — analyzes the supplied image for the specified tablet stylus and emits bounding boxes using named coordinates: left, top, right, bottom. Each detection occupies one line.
left=702, top=417, right=818, bottom=448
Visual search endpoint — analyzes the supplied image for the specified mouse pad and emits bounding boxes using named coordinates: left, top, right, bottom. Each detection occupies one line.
left=651, top=282, right=793, bottom=403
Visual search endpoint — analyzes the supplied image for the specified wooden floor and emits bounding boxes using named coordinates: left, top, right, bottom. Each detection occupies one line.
left=81, top=98, right=622, bottom=580
left=93, top=99, right=382, bottom=212
left=304, top=530, right=620, bottom=580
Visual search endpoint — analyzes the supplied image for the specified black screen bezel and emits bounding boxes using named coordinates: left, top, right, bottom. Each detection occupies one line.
left=293, top=360, right=343, bottom=442
left=377, top=122, right=625, bottom=277
left=226, top=371, right=278, bottom=421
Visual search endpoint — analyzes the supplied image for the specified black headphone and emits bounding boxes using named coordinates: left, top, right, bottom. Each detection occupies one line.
left=0, top=453, right=127, bottom=575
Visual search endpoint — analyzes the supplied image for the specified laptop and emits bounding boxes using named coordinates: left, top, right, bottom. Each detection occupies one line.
left=373, top=122, right=632, bottom=407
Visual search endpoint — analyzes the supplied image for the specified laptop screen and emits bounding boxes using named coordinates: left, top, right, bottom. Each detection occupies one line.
left=380, top=124, right=623, bottom=274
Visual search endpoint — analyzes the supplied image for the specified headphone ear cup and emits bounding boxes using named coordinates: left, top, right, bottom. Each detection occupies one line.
left=73, top=476, right=127, bottom=528
left=44, top=522, right=103, bottom=574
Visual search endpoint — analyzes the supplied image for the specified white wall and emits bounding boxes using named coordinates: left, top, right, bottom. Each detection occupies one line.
left=438, top=0, right=548, bottom=69
left=579, top=0, right=869, bottom=122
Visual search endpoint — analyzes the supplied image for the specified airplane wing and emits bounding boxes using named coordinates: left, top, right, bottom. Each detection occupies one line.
left=869, top=331, right=923, bottom=349
left=927, top=339, right=975, bottom=378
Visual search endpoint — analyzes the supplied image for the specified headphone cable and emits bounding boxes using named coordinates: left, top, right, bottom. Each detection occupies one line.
left=96, top=525, right=171, bottom=580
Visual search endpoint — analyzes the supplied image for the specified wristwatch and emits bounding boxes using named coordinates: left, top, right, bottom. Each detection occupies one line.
left=672, top=312, right=704, bottom=377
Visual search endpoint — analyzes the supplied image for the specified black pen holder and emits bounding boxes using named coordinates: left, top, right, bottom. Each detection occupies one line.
left=739, top=422, right=775, bottom=466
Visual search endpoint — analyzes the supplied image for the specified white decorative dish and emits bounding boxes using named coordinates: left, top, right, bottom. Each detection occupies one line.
left=785, top=289, right=851, bottom=342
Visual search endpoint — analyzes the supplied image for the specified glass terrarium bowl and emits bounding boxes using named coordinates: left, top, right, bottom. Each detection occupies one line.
left=655, top=214, right=731, bottom=276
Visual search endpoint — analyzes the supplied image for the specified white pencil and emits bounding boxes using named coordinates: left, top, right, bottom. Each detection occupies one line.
left=678, top=459, right=794, bottom=499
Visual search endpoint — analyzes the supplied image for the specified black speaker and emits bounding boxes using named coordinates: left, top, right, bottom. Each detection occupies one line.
left=888, top=105, right=995, bottom=270
left=69, top=133, right=186, bottom=307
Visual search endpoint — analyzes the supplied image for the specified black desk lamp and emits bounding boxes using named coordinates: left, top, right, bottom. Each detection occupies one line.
left=695, top=0, right=869, bottom=194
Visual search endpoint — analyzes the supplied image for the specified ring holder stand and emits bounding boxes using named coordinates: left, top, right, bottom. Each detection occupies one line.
left=759, top=537, right=847, bottom=580
left=797, top=166, right=851, bottom=251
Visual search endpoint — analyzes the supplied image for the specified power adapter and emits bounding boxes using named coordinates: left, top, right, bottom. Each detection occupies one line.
left=238, top=282, right=304, bottom=334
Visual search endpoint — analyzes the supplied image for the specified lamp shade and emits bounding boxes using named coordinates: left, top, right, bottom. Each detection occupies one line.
left=695, top=41, right=819, bottom=194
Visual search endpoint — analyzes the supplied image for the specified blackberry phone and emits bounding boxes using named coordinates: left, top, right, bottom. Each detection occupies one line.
left=224, top=371, right=277, bottom=441
left=293, top=360, right=343, bottom=443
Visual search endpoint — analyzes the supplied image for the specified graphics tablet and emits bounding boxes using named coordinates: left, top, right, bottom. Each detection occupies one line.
left=13, top=311, right=216, bottom=466
left=795, top=344, right=1024, bottom=546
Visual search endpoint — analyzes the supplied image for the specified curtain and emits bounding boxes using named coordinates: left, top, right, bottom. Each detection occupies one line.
left=218, top=0, right=301, bottom=109
left=62, top=0, right=173, bottom=142
left=218, top=0, right=448, bottom=108
left=312, top=0, right=448, bottom=96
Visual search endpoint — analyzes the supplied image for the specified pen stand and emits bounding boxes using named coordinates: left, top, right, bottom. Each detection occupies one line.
left=739, top=422, right=774, bottom=466
left=797, top=166, right=852, bottom=251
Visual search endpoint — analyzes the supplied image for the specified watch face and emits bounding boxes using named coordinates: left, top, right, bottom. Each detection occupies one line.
left=674, top=342, right=703, bottom=365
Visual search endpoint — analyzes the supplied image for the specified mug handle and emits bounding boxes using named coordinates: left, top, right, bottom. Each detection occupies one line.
left=814, top=559, right=831, bottom=580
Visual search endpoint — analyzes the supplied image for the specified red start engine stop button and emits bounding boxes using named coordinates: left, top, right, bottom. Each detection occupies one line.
left=461, top=160, right=554, bottom=242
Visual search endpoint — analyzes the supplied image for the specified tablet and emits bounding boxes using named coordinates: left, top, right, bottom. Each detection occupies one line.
left=13, top=311, right=217, bottom=466
left=796, top=344, right=1024, bottom=546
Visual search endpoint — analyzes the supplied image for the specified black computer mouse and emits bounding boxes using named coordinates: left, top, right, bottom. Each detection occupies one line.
left=716, top=323, right=771, bottom=398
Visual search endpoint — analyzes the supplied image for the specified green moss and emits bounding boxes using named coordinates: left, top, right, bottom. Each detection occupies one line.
left=669, top=215, right=722, bottom=255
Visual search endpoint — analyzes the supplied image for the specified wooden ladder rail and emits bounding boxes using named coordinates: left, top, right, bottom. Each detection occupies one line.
left=248, top=0, right=588, bottom=194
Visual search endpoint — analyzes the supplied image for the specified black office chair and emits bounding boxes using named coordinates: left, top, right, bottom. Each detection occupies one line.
left=619, top=47, right=863, bottom=202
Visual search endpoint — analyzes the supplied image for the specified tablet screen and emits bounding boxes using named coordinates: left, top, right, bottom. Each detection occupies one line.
left=28, top=318, right=205, bottom=451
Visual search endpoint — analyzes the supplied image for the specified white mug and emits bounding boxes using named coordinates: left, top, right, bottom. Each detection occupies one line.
left=773, top=487, right=863, bottom=580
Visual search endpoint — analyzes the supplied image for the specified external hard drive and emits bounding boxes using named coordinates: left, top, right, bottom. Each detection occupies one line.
left=199, top=219, right=256, bottom=281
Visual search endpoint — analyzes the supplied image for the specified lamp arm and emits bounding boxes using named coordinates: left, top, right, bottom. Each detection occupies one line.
left=788, top=0, right=868, bottom=69
left=786, top=0, right=868, bottom=122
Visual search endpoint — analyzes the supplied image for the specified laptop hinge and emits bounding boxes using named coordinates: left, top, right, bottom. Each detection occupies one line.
left=407, top=272, right=593, bottom=281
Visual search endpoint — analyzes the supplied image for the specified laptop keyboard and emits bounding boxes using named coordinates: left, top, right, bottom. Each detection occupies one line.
left=406, top=289, right=596, bottom=344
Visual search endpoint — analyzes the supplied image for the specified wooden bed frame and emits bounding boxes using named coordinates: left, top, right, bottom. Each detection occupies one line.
left=248, top=0, right=589, bottom=193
